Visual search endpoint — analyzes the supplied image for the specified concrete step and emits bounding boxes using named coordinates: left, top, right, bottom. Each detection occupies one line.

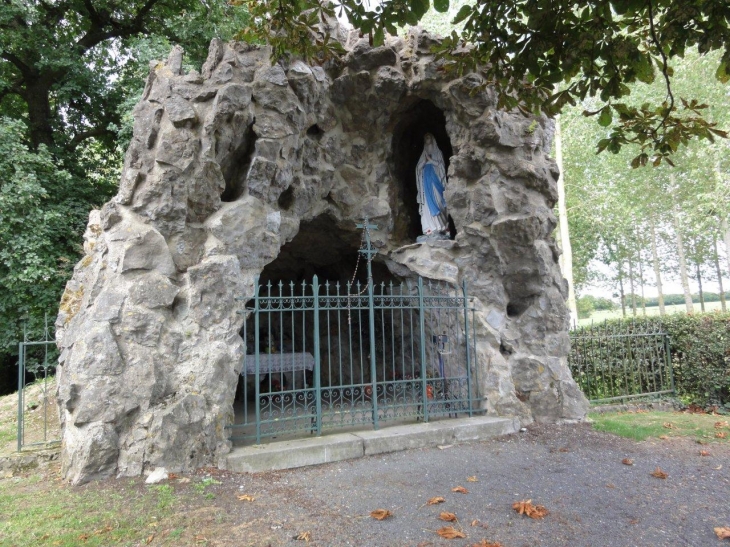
left=223, top=416, right=519, bottom=473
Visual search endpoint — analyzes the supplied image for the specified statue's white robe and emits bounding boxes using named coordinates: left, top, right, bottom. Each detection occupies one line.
left=416, top=136, right=448, bottom=235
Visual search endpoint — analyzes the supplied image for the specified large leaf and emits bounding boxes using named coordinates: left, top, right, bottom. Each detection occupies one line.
left=434, top=0, right=449, bottom=13
left=598, top=107, right=613, bottom=127
left=716, top=61, right=730, bottom=84
left=410, top=0, right=430, bottom=19
left=452, top=4, right=472, bottom=24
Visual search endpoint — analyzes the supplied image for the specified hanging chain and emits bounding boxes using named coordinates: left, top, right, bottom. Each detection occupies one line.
left=347, top=221, right=375, bottom=324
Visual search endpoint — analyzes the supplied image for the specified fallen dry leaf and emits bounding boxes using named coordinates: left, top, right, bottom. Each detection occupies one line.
left=650, top=467, right=668, bottom=479
left=659, top=435, right=670, bottom=440
left=622, top=458, right=634, bottom=465
left=687, top=404, right=705, bottom=414
left=439, top=512, right=458, bottom=522
left=558, top=447, right=570, bottom=453
left=452, top=486, right=469, bottom=494
left=145, top=534, right=155, bottom=545
left=93, top=525, right=113, bottom=535
left=715, top=527, right=730, bottom=540
left=470, top=519, right=489, bottom=529
left=436, top=526, right=467, bottom=539
left=194, top=535, right=207, bottom=544
left=294, top=531, right=311, bottom=542
left=78, top=534, right=90, bottom=542
left=715, top=421, right=729, bottom=429
left=470, top=541, right=503, bottom=547
left=606, top=483, right=615, bottom=488
left=467, top=476, right=478, bottom=482
left=237, top=494, right=255, bottom=502
left=370, top=509, right=393, bottom=520
left=663, top=422, right=673, bottom=429
left=168, top=473, right=179, bottom=480
left=716, top=432, right=727, bottom=439
left=512, top=499, right=549, bottom=519
left=700, top=450, right=711, bottom=457
left=427, top=496, right=446, bottom=505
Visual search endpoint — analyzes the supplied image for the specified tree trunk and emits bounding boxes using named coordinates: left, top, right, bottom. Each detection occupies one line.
left=618, top=263, right=627, bottom=318
left=554, top=116, right=578, bottom=326
left=695, top=260, right=705, bottom=312
left=628, top=254, right=637, bottom=316
left=722, top=218, right=730, bottom=296
left=637, top=248, right=647, bottom=316
left=649, top=215, right=666, bottom=315
left=23, top=79, right=55, bottom=150
left=713, top=234, right=726, bottom=312
left=672, top=205, right=694, bottom=313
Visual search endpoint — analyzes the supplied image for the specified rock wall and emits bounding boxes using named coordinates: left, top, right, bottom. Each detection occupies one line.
left=56, top=28, right=588, bottom=484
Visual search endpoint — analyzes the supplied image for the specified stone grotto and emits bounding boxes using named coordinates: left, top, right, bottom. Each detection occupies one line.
left=55, top=26, right=588, bottom=484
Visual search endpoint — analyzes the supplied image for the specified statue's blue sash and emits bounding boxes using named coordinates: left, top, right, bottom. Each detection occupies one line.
left=423, top=163, right=445, bottom=216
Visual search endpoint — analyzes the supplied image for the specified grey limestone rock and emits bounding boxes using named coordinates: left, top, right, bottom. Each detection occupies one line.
left=56, top=28, right=587, bottom=484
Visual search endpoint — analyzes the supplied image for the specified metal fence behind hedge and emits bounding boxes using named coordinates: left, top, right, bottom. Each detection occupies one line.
left=569, top=321, right=675, bottom=403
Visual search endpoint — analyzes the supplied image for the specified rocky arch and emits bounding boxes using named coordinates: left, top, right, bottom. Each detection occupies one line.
left=55, top=29, right=588, bottom=484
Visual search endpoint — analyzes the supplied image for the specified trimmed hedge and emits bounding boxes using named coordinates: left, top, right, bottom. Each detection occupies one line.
left=572, top=313, right=730, bottom=408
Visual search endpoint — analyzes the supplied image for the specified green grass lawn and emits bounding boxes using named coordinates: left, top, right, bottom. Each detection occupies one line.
left=0, top=470, right=232, bottom=547
left=589, top=410, right=730, bottom=442
left=578, top=300, right=727, bottom=326
left=0, top=477, right=176, bottom=547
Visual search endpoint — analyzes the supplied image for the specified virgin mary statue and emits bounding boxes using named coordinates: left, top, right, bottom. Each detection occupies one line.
left=416, top=133, right=448, bottom=240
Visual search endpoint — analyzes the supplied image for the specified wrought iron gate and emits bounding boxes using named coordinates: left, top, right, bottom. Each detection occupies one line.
left=16, top=315, right=60, bottom=451
left=230, top=221, right=481, bottom=444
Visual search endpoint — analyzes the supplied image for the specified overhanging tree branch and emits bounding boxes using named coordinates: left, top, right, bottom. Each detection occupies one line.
left=647, top=0, right=674, bottom=134
left=75, top=0, right=164, bottom=54
left=0, top=51, right=33, bottom=78
left=68, top=126, right=116, bottom=150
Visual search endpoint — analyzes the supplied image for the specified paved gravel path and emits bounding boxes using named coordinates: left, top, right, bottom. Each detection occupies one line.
left=199, top=422, right=730, bottom=547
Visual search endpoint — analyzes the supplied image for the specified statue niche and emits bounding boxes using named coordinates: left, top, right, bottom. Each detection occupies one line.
left=416, top=133, right=449, bottom=242
left=389, top=99, right=455, bottom=244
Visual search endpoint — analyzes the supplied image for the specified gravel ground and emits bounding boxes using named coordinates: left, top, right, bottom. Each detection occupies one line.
left=197, top=422, right=730, bottom=547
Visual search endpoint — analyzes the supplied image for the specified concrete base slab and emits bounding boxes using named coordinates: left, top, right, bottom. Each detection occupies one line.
left=224, top=432, right=363, bottom=473
left=223, top=416, right=518, bottom=473
left=354, top=416, right=520, bottom=456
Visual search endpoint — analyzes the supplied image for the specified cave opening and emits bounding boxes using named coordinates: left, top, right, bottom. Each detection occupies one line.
left=390, top=99, right=455, bottom=244
left=230, top=213, right=477, bottom=445
left=233, top=215, right=406, bottom=441
left=255, top=215, right=396, bottom=287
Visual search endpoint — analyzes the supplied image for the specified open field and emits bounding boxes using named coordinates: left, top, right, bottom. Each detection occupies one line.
left=578, top=300, right=726, bottom=326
